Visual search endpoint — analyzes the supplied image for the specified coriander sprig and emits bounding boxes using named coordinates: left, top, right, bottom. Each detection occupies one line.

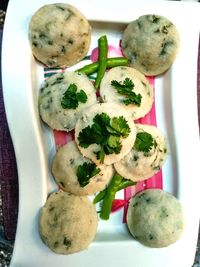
left=61, top=83, right=87, bottom=109
left=78, top=113, right=131, bottom=163
left=134, top=132, right=154, bottom=153
left=111, top=77, right=142, bottom=106
left=76, top=162, right=100, bottom=187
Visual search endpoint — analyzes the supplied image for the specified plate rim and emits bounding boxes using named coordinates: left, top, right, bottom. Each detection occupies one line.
left=2, top=1, right=200, bottom=267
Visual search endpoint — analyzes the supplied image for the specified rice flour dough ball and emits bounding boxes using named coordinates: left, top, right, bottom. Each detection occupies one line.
left=114, top=124, right=167, bottom=181
left=75, top=103, right=136, bottom=165
left=122, top=14, right=180, bottom=76
left=39, top=191, right=98, bottom=254
left=38, top=71, right=96, bottom=131
left=127, top=189, right=184, bottom=248
left=52, top=141, right=114, bottom=196
left=100, top=66, right=153, bottom=120
left=29, top=3, right=91, bottom=67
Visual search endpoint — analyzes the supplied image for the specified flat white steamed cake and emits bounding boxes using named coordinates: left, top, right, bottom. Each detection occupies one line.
left=52, top=141, right=114, bottom=196
left=29, top=3, right=91, bottom=67
left=127, top=189, right=184, bottom=248
left=39, top=191, right=98, bottom=254
left=122, top=14, right=180, bottom=76
left=100, top=66, right=153, bottom=120
left=75, top=103, right=136, bottom=165
left=114, top=124, right=167, bottom=181
left=38, top=71, right=96, bottom=131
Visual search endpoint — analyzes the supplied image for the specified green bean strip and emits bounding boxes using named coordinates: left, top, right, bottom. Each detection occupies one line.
left=100, top=173, right=123, bottom=220
left=94, top=35, right=108, bottom=89
left=76, top=57, right=128, bottom=75
left=78, top=62, right=98, bottom=75
left=93, top=178, right=136, bottom=204
left=93, top=189, right=106, bottom=204
left=106, top=57, right=128, bottom=69
left=118, top=179, right=136, bottom=191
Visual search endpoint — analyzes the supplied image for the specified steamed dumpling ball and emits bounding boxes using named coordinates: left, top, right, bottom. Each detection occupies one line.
left=39, top=191, right=98, bottom=254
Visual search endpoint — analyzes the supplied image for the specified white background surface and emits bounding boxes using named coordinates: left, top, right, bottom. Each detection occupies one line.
left=2, top=0, right=200, bottom=266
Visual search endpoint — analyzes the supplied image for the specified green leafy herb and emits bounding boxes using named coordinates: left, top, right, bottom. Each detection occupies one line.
left=61, top=83, right=87, bottom=109
left=78, top=113, right=131, bottom=163
left=111, top=77, right=142, bottom=106
left=134, top=132, right=154, bottom=153
left=63, top=237, right=72, bottom=249
left=76, top=162, right=101, bottom=187
left=109, top=116, right=131, bottom=137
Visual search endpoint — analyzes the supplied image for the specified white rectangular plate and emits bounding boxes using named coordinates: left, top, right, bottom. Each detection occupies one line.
left=2, top=1, right=200, bottom=267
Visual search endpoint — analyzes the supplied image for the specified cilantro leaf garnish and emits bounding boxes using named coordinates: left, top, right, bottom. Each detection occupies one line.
left=107, top=135, right=122, bottom=153
left=78, top=113, right=131, bottom=163
left=61, top=83, right=87, bottom=109
left=134, top=132, right=154, bottom=153
left=110, top=116, right=131, bottom=137
left=95, top=148, right=105, bottom=164
left=112, top=77, right=134, bottom=89
left=111, top=77, right=142, bottom=106
left=77, top=162, right=100, bottom=187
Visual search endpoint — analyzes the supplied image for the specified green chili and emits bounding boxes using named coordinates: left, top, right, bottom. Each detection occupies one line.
left=106, top=57, right=129, bottom=69
left=100, top=173, right=123, bottom=220
left=76, top=57, right=128, bottom=75
left=93, top=189, right=106, bottom=204
left=94, top=35, right=108, bottom=89
left=77, top=62, right=98, bottom=75
left=93, top=178, right=136, bottom=204
left=118, top=178, right=136, bottom=191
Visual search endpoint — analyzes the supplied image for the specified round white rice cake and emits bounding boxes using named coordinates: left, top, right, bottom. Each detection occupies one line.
left=39, top=191, right=98, bottom=254
left=100, top=66, right=153, bottom=120
left=75, top=103, right=136, bottom=165
left=39, top=71, right=96, bottom=131
left=127, top=189, right=184, bottom=248
left=122, top=14, right=180, bottom=76
left=29, top=3, right=91, bottom=67
left=52, top=141, right=114, bottom=196
left=114, top=124, right=167, bottom=181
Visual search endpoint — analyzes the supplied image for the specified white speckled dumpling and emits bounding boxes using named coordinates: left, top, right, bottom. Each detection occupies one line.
left=122, top=14, right=180, bottom=76
left=114, top=124, right=167, bottom=181
left=52, top=141, right=114, bottom=196
left=100, top=66, right=153, bottom=120
left=75, top=103, right=136, bottom=165
left=39, top=191, right=98, bottom=254
left=39, top=71, right=96, bottom=131
left=127, top=189, right=184, bottom=248
left=29, top=3, right=91, bottom=67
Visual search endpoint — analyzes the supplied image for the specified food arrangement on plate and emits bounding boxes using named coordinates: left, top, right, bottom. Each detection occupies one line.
left=28, top=2, right=184, bottom=255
